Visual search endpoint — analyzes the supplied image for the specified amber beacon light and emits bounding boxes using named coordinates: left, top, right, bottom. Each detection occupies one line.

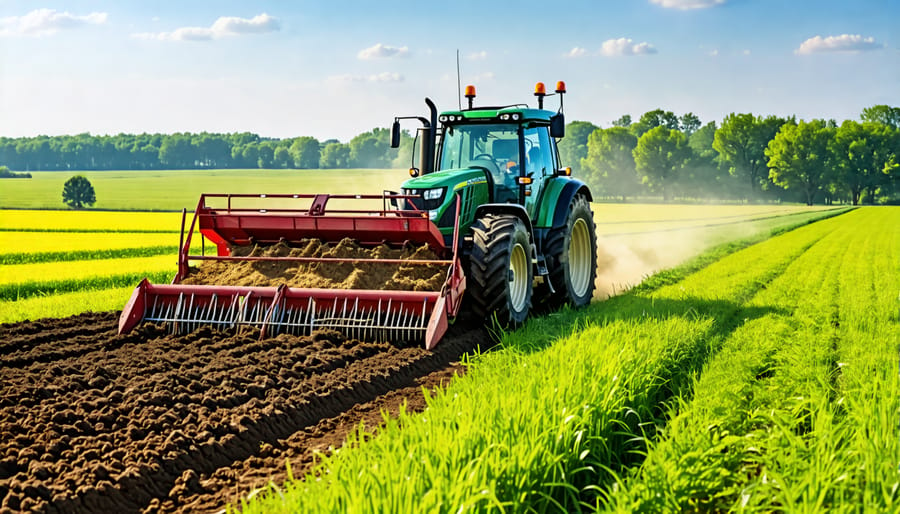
left=464, top=85, right=476, bottom=108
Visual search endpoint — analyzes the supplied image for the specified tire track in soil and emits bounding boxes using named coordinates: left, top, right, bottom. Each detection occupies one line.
left=0, top=312, right=488, bottom=513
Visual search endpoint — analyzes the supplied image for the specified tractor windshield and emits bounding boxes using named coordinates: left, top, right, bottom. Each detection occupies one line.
left=439, top=123, right=519, bottom=174
left=439, top=123, right=521, bottom=202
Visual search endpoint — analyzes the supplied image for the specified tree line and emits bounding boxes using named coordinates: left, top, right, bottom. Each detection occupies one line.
left=1, top=105, right=897, bottom=205
left=0, top=128, right=412, bottom=172
left=561, top=105, right=899, bottom=205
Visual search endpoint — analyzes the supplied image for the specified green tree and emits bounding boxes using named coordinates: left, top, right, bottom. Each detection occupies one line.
left=679, top=113, right=702, bottom=137
left=582, top=127, right=639, bottom=201
left=766, top=120, right=832, bottom=206
left=631, top=109, right=679, bottom=137
left=557, top=121, right=599, bottom=175
left=713, top=113, right=789, bottom=199
left=320, top=142, right=351, bottom=169
left=273, top=146, right=292, bottom=168
left=684, top=121, right=734, bottom=198
left=62, top=175, right=96, bottom=209
left=829, top=121, right=891, bottom=205
left=633, top=126, right=690, bottom=202
left=611, top=114, right=632, bottom=128
left=349, top=128, right=392, bottom=168
left=289, top=137, right=321, bottom=169
left=861, top=105, right=900, bottom=128
left=257, top=142, right=274, bottom=169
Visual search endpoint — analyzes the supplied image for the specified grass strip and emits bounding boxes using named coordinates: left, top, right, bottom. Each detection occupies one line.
left=237, top=204, right=850, bottom=513
left=0, top=286, right=136, bottom=324
left=0, top=271, right=172, bottom=302
left=598, top=208, right=900, bottom=512
left=0, top=245, right=177, bottom=265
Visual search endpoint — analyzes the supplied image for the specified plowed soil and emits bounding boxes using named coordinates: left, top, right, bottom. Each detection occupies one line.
left=182, top=239, right=447, bottom=292
left=0, top=312, right=487, bottom=513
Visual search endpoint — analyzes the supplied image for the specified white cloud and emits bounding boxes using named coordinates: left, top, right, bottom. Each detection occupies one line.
left=0, top=8, right=107, bottom=37
left=565, top=47, right=588, bottom=58
left=357, top=43, right=409, bottom=59
left=650, top=0, right=725, bottom=9
left=795, top=34, right=884, bottom=55
left=466, top=50, right=488, bottom=60
left=600, top=38, right=657, bottom=56
left=742, top=49, right=751, bottom=55
left=131, top=13, right=279, bottom=41
left=328, top=72, right=404, bottom=83
left=708, top=48, right=719, bottom=57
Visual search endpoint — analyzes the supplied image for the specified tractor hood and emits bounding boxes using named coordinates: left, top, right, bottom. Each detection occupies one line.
left=401, top=167, right=487, bottom=192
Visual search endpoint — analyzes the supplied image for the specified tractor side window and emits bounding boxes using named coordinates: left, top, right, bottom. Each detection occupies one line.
left=536, top=127, right=555, bottom=177
left=523, top=127, right=554, bottom=176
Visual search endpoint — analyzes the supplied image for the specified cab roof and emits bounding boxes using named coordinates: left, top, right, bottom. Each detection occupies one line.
left=439, top=106, right=557, bottom=124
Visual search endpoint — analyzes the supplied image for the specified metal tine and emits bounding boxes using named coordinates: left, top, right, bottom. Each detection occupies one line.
left=173, top=292, right=185, bottom=334
left=251, top=299, right=262, bottom=328
left=227, top=293, right=240, bottom=331
left=240, top=292, right=253, bottom=334
left=149, top=295, right=160, bottom=325
left=350, top=298, right=360, bottom=342
left=166, top=300, right=175, bottom=331
left=384, top=299, right=392, bottom=343
left=340, top=297, right=349, bottom=337
left=189, top=293, right=198, bottom=333
left=274, top=300, right=287, bottom=336
left=307, top=297, right=315, bottom=335
left=201, top=294, right=217, bottom=334
left=329, top=297, right=339, bottom=331
left=402, top=306, right=411, bottom=343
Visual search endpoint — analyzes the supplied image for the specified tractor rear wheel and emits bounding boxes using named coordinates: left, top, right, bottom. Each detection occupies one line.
left=467, top=214, right=533, bottom=326
left=540, top=195, right=597, bottom=309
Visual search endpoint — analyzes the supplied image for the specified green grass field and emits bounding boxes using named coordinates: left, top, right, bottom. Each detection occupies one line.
left=0, top=169, right=403, bottom=211
left=239, top=207, right=898, bottom=513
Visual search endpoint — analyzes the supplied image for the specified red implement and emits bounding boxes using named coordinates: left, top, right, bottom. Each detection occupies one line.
left=119, top=193, right=465, bottom=349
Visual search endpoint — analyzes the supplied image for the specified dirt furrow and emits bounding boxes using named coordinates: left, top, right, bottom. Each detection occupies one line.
left=0, top=312, right=486, bottom=513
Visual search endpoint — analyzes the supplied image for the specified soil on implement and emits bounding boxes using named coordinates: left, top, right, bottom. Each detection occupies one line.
left=182, top=238, right=447, bottom=292
left=0, top=312, right=486, bottom=513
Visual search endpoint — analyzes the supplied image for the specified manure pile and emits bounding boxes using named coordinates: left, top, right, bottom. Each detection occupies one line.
left=182, top=238, right=447, bottom=292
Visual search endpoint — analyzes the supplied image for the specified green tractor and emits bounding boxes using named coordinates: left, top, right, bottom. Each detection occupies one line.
left=390, top=81, right=598, bottom=326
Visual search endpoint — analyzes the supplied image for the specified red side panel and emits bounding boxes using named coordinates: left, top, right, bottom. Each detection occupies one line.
left=197, top=211, right=446, bottom=253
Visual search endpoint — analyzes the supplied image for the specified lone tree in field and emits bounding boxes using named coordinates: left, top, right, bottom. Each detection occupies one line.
left=62, top=175, right=96, bottom=209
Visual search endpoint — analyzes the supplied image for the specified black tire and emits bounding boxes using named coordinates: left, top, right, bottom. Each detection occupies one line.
left=539, top=195, right=597, bottom=309
left=467, top=214, right=533, bottom=326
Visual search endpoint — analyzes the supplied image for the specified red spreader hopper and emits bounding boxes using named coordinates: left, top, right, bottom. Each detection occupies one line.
left=118, top=193, right=466, bottom=349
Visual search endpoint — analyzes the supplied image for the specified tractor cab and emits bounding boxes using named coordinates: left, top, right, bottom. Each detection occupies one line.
left=391, top=82, right=571, bottom=240
left=436, top=115, right=559, bottom=212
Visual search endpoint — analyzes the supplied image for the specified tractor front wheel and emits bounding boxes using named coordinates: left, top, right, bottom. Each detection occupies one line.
left=541, top=195, right=597, bottom=309
left=467, top=214, right=533, bottom=326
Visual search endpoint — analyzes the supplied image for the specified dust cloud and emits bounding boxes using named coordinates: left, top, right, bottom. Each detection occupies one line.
left=591, top=221, right=760, bottom=299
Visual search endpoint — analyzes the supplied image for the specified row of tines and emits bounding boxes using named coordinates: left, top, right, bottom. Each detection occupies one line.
left=144, top=292, right=430, bottom=343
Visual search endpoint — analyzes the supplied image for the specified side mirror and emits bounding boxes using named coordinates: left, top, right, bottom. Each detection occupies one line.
left=550, top=113, right=565, bottom=138
left=390, top=120, right=401, bottom=148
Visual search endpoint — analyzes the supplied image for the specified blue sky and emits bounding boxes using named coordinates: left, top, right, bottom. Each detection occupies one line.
left=1, top=0, right=898, bottom=141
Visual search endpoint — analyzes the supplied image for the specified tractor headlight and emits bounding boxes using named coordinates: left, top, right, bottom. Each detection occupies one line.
left=423, top=188, right=444, bottom=201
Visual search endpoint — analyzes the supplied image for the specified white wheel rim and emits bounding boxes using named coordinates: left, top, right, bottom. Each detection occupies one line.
left=569, top=218, right=592, bottom=298
left=509, top=243, right=528, bottom=312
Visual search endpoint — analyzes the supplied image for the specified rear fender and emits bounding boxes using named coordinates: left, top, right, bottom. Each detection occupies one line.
left=540, top=179, right=592, bottom=230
